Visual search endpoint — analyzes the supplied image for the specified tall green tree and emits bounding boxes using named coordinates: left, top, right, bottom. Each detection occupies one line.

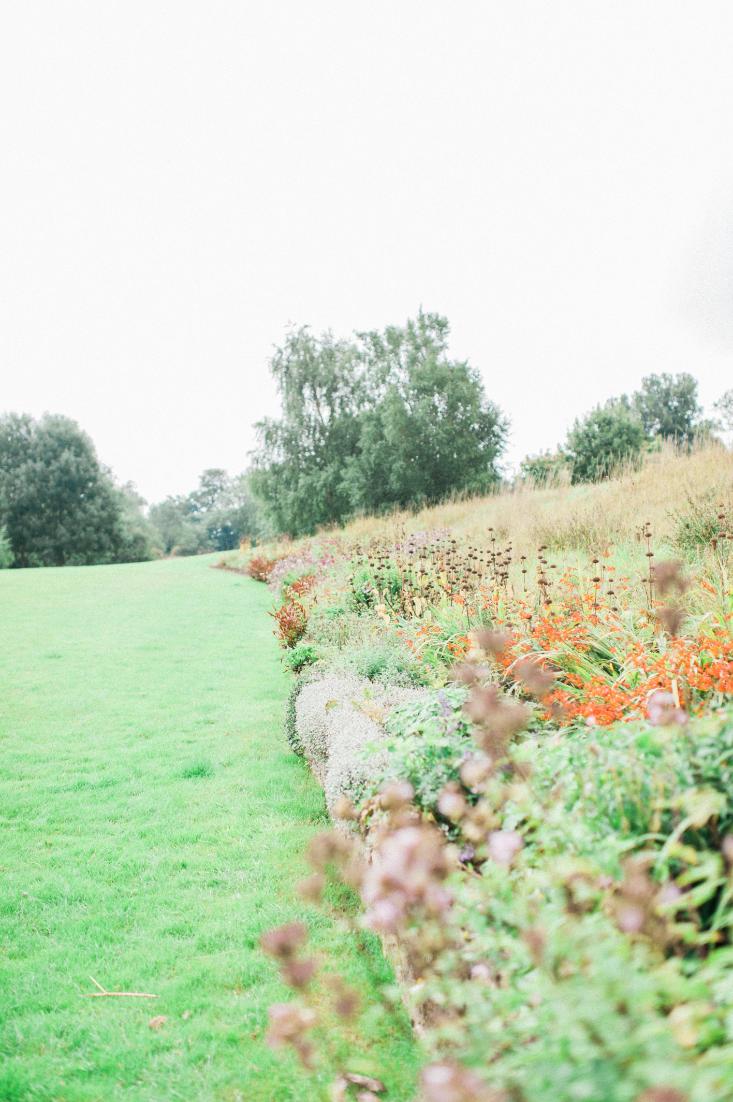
left=346, top=315, right=507, bottom=512
left=564, top=400, right=646, bottom=484
left=251, top=312, right=508, bottom=535
left=632, top=373, right=703, bottom=446
left=0, top=413, right=149, bottom=567
left=251, top=328, right=365, bottom=535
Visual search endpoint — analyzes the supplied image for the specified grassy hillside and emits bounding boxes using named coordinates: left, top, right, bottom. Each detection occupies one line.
left=0, top=556, right=417, bottom=1102
left=238, top=442, right=732, bottom=568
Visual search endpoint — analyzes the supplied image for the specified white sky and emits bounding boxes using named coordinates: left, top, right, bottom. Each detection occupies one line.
left=1, top=2, right=732, bottom=502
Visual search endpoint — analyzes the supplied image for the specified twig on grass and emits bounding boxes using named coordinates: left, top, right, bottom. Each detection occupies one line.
left=81, top=975, right=158, bottom=999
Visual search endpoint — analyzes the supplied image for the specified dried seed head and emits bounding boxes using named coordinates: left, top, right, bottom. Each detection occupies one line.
left=280, top=956, right=317, bottom=989
left=297, top=872, right=326, bottom=904
left=656, top=605, right=686, bottom=637
left=651, top=560, right=688, bottom=597
left=307, top=830, right=354, bottom=870
left=266, top=1003, right=317, bottom=1066
left=473, top=628, right=513, bottom=658
left=460, top=753, right=493, bottom=790
left=333, top=795, right=358, bottom=821
left=260, top=922, right=308, bottom=960
left=646, top=689, right=687, bottom=727
left=379, top=780, right=415, bottom=811
left=522, top=926, right=546, bottom=965
left=487, top=829, right=523, bottom=867
left=437, top=784, right=468, bottom=822
left=635, top=1090, right=688, bottom=1102
left=514, top=655, right=556, bottom=698
left=329, top=978, right=362, bottom=1021
left=420, top=1061, right=504, bottom=1102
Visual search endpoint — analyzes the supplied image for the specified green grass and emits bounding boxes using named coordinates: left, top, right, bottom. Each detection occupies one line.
left=0, top=556, right=417, bottom=1102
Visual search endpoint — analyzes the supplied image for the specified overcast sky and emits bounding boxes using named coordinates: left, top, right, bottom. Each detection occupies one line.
left=1, top=2, right=732, bottom=502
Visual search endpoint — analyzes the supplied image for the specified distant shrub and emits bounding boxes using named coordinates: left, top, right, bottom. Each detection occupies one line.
left=285, top=572, right=317, bottom=598
left=271, top=597, right=308, bottom=648
left=284, top=643, right=318, bottom=673
left=565, top=400, right=646, bottom=484
left=247, top=554, right=279, bottom=582
left=672, top=494, right=731, bottom=559
left=343, top=642, right=425, bottom=687
left=520, top=450, right=568, bottom=487
left=268, top=551, right=321, bottom=594
left=294, top=674, right=424, bottom=813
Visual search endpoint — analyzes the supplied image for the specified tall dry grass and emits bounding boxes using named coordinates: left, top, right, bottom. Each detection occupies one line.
left=339, top=442, right=733, bottom=556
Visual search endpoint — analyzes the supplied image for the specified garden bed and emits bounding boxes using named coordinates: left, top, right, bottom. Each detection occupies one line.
left=235, top=459, right=733, bottom=1101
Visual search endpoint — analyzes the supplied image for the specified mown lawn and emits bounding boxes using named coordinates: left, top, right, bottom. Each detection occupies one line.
left=0, top=556, right=417, bottom=1102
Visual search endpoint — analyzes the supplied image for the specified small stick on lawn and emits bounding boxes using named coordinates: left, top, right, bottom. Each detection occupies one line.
left=81, top=975, right=158, bottom=999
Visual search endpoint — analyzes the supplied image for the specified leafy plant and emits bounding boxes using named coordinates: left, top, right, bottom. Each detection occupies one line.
left=284, top=643, right=318, bottom=673
left=371, top=687, right=472, bottom=815
left=247, top=554, right=280, bottom=582
left=271, top=598, right=308, bottom=648
left=672, top=494, right=731, bottom=559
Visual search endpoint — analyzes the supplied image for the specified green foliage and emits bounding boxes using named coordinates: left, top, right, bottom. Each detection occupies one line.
left=149, top=468, right=263, bottom=555
left=0, top=412, right=151, bottom=567
left=442, top=864, right=733, bottom=1102
left=284, top=642, right=319, bottom=673
left=251, top=312, right=508, bottom=535
left=565, top=399, right=646, bottom=484
left=337, top=641, right=425, bottom=687
left=672, top=494, right=730, bottom=559
left=0, top=525, right=13, bottom=568
left=114, top=482, right=158, bottom=562
left=563, top=374, right=709, bottom=486
left=529, top=709, right=733, bottom=847
left=373, top=687, right=472, bottom=813
left=519, top=449, right=567, bottom=486
left=284, top=670, right=315, bottom=754
left=345, top=322, right=508, bottom=514
left=633, top=371, right=704, bottom=446
left=356, top=687, right=733, bottom=1098
left=147, top=495, right=202, bottom=555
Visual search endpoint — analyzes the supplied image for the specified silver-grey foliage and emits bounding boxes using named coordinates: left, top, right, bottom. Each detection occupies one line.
left=295, top=674, right=425, bottom=818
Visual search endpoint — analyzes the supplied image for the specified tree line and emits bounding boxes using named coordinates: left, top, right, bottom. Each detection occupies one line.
left=2, top=311, right=731, bottom=565
left=0, top=414, right=263, bottom=568
left=523, top=373, right=726, bottom=486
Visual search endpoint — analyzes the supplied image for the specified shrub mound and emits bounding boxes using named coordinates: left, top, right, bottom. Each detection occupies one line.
left=295, top=675, right=425, bottom=817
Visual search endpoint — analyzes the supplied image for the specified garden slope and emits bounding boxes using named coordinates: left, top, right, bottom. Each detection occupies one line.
left=0, top=556, right=416, bottom=1102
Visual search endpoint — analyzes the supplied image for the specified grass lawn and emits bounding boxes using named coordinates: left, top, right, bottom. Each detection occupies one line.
left=0, top=556, right=417, bottom=1102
